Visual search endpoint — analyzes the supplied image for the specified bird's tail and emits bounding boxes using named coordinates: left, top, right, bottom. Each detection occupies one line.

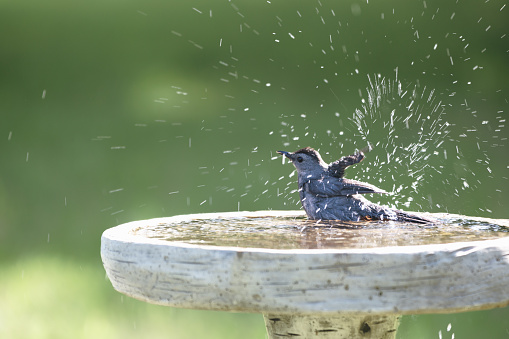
left=395, top=210, right=436, bottom=224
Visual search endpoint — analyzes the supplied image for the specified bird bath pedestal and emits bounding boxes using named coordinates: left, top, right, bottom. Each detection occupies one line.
left=101, top=211, right=509, bottom=338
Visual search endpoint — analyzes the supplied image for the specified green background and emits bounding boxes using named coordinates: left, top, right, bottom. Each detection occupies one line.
left=1, top=0, right=508, bottom=338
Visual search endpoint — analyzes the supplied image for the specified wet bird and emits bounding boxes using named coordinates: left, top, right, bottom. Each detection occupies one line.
left=277, top=147, right=433, bottom=224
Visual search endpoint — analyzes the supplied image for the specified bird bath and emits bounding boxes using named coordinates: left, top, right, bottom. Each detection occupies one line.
left=101, top=210, right=509, bottom=338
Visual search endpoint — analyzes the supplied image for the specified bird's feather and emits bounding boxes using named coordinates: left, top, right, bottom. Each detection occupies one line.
left=303, top=177, right=388, bottom=197
left=395, top=210, right=435, bottom=224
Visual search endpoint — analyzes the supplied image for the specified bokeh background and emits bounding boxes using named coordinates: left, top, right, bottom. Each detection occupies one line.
left=1, top=0, right=508, bottom=338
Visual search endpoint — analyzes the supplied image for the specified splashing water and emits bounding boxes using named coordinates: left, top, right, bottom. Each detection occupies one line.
left=97, top=1, right=507, bottom=222
left=347, top=72, right=451, bottom=211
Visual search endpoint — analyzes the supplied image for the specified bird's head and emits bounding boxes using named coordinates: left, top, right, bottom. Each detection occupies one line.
left=277, top=147, right=328, bottom=177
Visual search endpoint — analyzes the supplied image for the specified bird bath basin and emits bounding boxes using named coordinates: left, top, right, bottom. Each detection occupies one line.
left=101, top=211, right=509, bottom=338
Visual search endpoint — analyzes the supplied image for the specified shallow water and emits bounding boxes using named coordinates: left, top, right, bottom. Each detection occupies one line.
left=133, top=214, right=509, bottom=250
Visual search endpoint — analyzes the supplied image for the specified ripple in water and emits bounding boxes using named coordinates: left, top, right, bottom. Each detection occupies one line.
left=132, top=213, right=509, bottom=250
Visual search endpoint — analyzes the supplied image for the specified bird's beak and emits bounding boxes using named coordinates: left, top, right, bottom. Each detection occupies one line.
left=277, top=150, right=291, bottom=159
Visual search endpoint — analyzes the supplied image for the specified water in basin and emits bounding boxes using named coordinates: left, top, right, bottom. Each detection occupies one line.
left=132, top=213, right=509, bottom=250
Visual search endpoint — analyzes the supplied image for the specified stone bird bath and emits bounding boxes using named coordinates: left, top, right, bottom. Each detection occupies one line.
left=101, top=210, right=509, bottom=338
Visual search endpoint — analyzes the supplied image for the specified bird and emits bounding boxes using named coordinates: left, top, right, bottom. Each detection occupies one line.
left=277, top=147, right=433, bottom=224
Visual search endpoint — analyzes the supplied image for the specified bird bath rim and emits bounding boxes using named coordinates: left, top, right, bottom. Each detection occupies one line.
left=101, top=210, right=509, bottom=316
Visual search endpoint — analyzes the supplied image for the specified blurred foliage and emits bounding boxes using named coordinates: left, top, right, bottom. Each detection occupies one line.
left=0, top=0, right=508, bottom=338
left=0, top=256, right=266, bottom=339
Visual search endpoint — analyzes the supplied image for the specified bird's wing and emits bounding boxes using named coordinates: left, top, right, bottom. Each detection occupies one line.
left=327, top=152, right=365, bottom=178
left=305, top=177, right=388, bottom=197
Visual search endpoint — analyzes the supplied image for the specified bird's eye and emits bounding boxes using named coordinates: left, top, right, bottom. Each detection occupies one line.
left=296, top=156, right=303, bottom=163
